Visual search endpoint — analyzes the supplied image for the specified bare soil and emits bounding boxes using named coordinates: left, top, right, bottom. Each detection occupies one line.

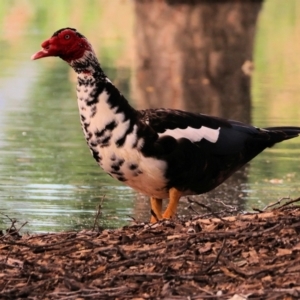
left=1, top=198, right=300, bottom=300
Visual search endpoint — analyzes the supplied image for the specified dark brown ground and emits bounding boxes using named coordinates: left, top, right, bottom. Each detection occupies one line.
left=1, top=198, right=300, bottom=300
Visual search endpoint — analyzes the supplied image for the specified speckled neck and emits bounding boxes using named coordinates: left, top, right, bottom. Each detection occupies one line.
left=69, top=50, right=106, bottom=79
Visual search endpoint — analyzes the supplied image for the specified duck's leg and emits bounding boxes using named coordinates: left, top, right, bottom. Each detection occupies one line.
left=150, top=197, right=163, bottom=223
left=162, top=187, right=182, bottom=219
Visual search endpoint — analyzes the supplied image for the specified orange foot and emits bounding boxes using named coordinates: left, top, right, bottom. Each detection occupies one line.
left=149, top=188, right=182, bottom=223
left=150, top=197, right=162, bottom=223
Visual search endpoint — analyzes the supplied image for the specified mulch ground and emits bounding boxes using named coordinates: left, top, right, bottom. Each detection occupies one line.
left=1, top=198, right=300, bottom=300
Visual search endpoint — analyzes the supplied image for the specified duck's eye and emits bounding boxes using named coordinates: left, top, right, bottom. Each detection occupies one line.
left=64, top=34, right=70, bottom=40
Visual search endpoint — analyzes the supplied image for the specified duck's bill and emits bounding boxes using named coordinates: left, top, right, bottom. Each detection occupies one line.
left=31, top=48, right=51, bottom=60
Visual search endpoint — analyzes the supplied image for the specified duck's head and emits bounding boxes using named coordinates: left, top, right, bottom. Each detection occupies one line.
left=31, top=27, right=93, bottom=63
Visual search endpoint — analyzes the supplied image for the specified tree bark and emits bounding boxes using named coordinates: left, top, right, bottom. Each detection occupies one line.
left=133, top=0, right=263, bottom=123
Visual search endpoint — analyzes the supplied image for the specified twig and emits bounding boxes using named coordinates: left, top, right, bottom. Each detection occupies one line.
left=0, top=213, right=27, bottom=240
left=187, top=198, right=229, bottom=223
left=2, top=236, right=102, bottom=251
left=48, top=286, right=129, bottom=297
left=16, top=221, right=28, bottom=234
left=92, top=195, right=105, bottom=231
left=219, top=256, right=249, bottom=278
left=0, top=212, right=16, bottom=224
left=211, top=199, right=237, bottom=211
left=262, top=196, right=291, bottom=211
left=150, top=209, right=160, bottom=222
left=203, top=239, right=226, bottom=273
left=278, top=197, right=300, bottom=210
left=187, top=204, right=201, bottom=215
left=4, top=248, right=12, bottom=265
left=126, top=215, right=138, bottom=223
left=266, top=287, right=300, bottom=297
left=252, top=207, right=263, bottom=213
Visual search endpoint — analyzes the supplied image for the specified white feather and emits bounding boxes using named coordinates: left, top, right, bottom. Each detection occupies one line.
left=159, top=126, right=220, bottom=143
left=99, top=142, right=168, bottom=198
left=76, top=75, right=168, bottom=198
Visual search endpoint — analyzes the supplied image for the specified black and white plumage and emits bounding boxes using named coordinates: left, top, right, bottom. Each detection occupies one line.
left=32, top=28, right=300, bottom=222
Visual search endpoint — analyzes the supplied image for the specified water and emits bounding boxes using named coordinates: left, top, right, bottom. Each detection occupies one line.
left=1, top=1, right=300, bottom=232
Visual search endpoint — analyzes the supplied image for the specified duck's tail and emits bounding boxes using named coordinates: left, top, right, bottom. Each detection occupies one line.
left=263, top=126, right=300, bottom=144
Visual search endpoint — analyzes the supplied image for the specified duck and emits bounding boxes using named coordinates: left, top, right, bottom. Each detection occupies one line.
left=32, top=28, right=300, bottom=223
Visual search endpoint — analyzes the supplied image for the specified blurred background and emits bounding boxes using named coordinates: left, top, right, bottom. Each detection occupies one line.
left=0, top=0, right=300, bottom=232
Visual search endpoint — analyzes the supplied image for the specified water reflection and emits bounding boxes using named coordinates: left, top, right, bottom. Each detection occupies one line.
left=0, top=180, right=136, bottom=232
left=0, top=0, right=300, bottom=232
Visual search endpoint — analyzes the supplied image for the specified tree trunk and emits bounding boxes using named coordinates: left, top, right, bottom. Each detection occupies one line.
left=133, top=0, right=263, bottom=123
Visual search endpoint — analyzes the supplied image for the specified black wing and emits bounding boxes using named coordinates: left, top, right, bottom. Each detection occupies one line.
left=137, top=108, right=300, bottom=194
left=138, top=108, right=272, bottom=156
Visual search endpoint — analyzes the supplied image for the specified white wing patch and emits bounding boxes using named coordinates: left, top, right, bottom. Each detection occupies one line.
left=159, top=126, right=220, bottom=143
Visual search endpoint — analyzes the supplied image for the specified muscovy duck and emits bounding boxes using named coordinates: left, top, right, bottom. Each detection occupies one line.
left=32, top=28, right=300, bottom=222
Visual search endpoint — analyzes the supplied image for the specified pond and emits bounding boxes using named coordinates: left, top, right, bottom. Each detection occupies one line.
left=0, top=0, right=300, bottom=232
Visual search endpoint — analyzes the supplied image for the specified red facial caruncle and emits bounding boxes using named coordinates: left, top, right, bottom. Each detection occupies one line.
left=31, top=28, right=92, bottom=63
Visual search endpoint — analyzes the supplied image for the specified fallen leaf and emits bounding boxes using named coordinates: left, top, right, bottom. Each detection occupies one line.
left=88, top=265, right=106, bottom=277
left=276, top=248, right=292, bottom=256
